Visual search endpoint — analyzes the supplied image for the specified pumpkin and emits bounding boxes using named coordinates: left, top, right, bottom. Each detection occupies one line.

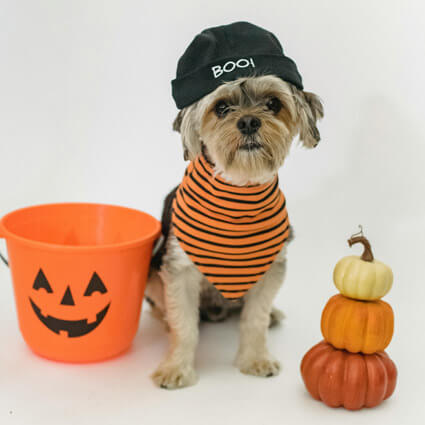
left=321, top=294, right=394, bottom=354
left=301, top=341, right=397, bottom=410
left=333, top=233, right=393, bottom=300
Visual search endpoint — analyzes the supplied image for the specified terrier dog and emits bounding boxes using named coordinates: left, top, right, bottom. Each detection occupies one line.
left=146, top=73, right=323, bottom=389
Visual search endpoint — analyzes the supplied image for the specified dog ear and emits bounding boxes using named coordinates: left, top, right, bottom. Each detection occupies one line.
left=172, top=110, right=189, bottom=160
left=292, top=88, right=324, bottom=148
left=172, top=110, right=184, bottom=132
left=172, top=104, right=202, bottom=161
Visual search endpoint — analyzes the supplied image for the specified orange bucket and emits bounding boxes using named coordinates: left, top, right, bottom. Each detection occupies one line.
left=0, top=203, right=160, bottom=363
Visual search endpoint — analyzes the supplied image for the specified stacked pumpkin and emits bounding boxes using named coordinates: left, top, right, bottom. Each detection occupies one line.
left=300, top=231, right=397, bottom=410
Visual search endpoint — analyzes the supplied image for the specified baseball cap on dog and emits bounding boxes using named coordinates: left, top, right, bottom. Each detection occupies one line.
left=171, top=21, right=303, bottom=109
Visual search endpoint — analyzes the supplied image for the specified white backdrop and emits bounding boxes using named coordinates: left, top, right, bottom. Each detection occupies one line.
left=1, top=1, right=424, bottom=424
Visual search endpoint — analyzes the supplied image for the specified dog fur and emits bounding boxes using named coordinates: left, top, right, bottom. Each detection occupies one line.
left=146, top=75, right=323, bottom=389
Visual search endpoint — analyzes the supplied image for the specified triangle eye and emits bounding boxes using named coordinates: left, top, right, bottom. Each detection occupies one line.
left=33, top=269, right=53, bottom=293
left=84, top=272, right=107, bottom=296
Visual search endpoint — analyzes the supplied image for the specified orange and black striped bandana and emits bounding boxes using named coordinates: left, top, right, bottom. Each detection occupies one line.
left=171, top=154, right=290, bottom=300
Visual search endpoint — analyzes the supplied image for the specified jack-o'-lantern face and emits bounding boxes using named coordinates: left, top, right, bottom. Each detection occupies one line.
left=29, top=268, right=110, bottom=337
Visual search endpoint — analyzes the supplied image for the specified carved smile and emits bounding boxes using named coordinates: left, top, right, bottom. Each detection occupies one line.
left=29, top=298, right=110, bottom=338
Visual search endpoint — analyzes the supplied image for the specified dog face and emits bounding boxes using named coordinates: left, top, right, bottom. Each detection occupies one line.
left=173, top=75, right=323, bottom=185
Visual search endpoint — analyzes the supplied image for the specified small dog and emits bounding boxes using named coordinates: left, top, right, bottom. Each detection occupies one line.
left=146, top=73, right=323, bottom=389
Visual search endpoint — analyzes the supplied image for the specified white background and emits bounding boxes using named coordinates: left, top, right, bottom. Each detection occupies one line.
left=1, top=0, right=425, bottom=424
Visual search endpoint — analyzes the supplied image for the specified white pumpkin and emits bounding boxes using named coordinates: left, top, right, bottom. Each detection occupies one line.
left=333, top=235, right=393, bottom=300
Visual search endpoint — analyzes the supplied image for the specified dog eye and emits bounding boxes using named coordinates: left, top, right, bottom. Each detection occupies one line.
left=266, top=97, right=282, bottom=114
left=214, top=100, right=230, bottom=117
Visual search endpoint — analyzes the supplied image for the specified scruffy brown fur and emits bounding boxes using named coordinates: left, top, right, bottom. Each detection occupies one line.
left=147, top=75, right=323, bottom=389
left=149, top=75, right=323, bottom=324
left=173, top=75, right=323, bottom=184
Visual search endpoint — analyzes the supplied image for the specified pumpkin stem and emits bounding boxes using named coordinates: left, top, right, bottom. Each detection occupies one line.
left=347, top=235, right=374, bottom=262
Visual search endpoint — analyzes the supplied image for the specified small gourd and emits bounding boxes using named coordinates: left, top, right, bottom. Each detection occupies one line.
left=333, top=229, right=393, bottom=300
left=321, top=294, right=394, bottom=354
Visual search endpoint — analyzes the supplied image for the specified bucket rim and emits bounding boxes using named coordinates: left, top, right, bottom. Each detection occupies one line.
left=0, top=202, right=161, bottom=252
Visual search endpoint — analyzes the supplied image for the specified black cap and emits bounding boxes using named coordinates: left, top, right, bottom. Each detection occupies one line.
left=171, top=21, right=303, bottom=109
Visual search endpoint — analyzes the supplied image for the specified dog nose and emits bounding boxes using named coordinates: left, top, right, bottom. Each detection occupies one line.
left=237, top=115, right=261, bottom=135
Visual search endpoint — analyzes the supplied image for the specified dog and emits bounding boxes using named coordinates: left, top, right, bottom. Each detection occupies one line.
left=145, top=72, right=323, bottom=389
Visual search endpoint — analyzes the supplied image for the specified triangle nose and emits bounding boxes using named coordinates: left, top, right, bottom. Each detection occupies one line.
left=60, top=286, right=75, bottom=306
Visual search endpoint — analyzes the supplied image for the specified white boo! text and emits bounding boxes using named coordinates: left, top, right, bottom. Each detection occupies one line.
left=211, top=58, right=256, bottom=78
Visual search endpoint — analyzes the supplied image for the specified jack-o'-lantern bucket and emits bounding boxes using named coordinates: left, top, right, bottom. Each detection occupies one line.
left=0, top=203, right=160, bottom=363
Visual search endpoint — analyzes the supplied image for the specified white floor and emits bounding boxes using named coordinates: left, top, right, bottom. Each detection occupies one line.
left=0, top=206, right=423, bottom=425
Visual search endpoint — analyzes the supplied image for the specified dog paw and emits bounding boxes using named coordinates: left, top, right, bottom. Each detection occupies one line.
left=269, top=307, right=285, bottom=328
left=236, top=354, right=281, bottom=377
left=151, top=362, right=198, bottom=389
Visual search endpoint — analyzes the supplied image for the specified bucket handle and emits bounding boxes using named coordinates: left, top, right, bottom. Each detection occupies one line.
left=0, top=222, right=9, bottom=267
left=0, top=252, right=7, bottom=267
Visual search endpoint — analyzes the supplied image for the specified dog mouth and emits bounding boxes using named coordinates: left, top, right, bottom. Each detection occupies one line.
left=29, top=298, right=110, bottom=338
left=239, top=139, right=262, bottom=151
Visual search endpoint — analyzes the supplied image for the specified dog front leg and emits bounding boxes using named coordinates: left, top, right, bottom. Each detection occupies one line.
left=235, top=255, right=287, bottom=377
left=151, top=265, right=202, bottom=389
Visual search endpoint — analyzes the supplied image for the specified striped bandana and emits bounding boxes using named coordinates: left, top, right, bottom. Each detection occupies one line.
left=171, top=154, right=290, bottom=300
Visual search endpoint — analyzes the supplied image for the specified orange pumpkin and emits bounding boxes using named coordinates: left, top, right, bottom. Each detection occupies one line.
left=321, top=294, right=394, bottom=354
left=301, top=341, right=397, bottom=410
